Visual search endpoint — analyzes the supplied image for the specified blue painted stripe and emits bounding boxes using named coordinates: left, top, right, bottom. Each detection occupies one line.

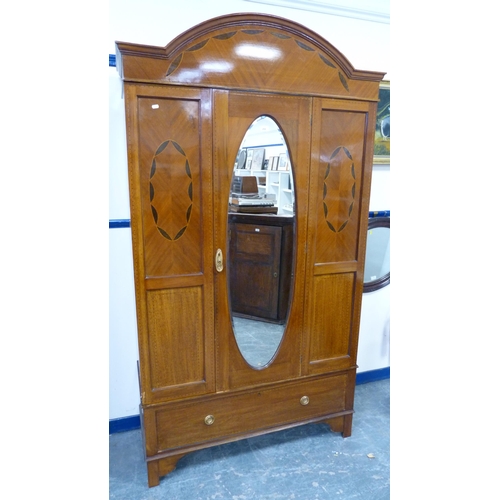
left=356, top=366, right=390, bottom=384
left=245, top=143, right=284, bottom=149
left=109, top=219, right=130, bottom=228
left=368, top=210, right=390, bottom=218
left=108, top=372, right=389, bottom=434
left=109, top=54, right=116, bottom=67
left=109, top=415, right=140, bottom=434
left=108, top=212, right=389, bottom=229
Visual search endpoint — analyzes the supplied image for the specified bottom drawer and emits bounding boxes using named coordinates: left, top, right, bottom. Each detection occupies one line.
left=149, top=374, right=349, bottom=454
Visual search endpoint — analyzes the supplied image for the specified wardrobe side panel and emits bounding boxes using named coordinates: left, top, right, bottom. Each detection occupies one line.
left=137, top=95, right=203, bottom=276
left=146, top=287, right=205, bottom=389
left=125, top=85, right=215, bottom=404
left=305, top=99, right=373, bottom=375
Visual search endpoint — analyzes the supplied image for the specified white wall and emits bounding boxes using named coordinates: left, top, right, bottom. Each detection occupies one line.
left=109, top=0, right=390, bottom=420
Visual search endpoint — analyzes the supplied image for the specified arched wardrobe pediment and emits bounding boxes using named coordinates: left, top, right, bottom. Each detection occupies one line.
left=117, top=14, right=381, bottom=99
left=116, top=13, right=385, bottom=487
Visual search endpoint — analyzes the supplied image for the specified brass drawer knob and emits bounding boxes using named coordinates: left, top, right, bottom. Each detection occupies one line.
left=204, top=415, right=215, bottom=426
left=300, top=396, right=309, bottom=406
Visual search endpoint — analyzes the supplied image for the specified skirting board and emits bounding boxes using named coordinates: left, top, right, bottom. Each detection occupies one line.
left=355, top=366, right=390, bottom=385
left=109, top=367, right=390, bottom=434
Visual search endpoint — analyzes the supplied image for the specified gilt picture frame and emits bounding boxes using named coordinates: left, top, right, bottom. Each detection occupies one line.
left=373, top=80, right=390, bottom=165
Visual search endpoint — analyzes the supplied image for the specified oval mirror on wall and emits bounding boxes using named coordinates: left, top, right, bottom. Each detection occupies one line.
left=363, top=216, right=390, bottom=293
left=227, top=116, right=295, bottom=368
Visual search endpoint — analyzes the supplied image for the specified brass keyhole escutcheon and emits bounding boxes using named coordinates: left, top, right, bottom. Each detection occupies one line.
left=300, top=396, right=309, bottom=406
left=204, top=415, right=215, bottom=426
left=215, top=249, right=223, bottom=273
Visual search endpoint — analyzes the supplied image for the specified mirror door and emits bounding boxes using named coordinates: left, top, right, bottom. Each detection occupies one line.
left=213, top=90, right=312, bottom=391
left=228, top=115, right=294, bottom=369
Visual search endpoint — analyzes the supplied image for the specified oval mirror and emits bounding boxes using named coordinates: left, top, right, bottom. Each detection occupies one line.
left=227, top=116, right=295, bottom=368
left=363, top=217, right=390, bottom=293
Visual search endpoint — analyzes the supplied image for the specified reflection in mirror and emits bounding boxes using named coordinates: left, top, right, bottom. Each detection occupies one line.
left=363, top=217, right=390, bottom=293
left=228, top=116, right=295, bottom=368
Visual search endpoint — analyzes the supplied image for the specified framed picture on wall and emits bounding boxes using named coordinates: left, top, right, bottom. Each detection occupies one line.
left=244, top=149, right=254, bottom=169
left=251, top=148, right=265, bottom=170
left=373, top=80, right=390, bottom=164
left=236, top=149, right=247, bottom=169
left=277, top=153, right=288, bottom=170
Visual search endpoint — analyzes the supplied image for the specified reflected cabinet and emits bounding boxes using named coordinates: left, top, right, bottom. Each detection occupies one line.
left=116, top=13, right=385, bottom=487
left=228, top=213, right=294, bottom=324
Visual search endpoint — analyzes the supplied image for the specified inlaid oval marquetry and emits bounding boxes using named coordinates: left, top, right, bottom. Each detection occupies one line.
left=149, top=140, right=193, bottom=241
left=271, top=32, right=291, bottom=40
left=295, top=40, right=314, bottom=51
left=166, top=54, right=183, bottom=77
left=241, top=29, right=264, bottom=35
left=323, top=146, right=356, bottom=233
left=213, top=32, right=237, bottom=40
left=318, top=53, right=336, bottom=69
left=338, top=72, right=349, bottom=92
left=186, top=39, right=209, bottom=52
left=165, top=28, right=349, bottom=92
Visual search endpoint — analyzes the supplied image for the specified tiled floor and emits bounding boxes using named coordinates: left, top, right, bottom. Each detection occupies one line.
left=232, top=316, right=286, bottom=367
left=109, top=378, right=389, bottom=499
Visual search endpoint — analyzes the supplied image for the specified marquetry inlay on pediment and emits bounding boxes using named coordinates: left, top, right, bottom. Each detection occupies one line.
left=116, top=14, right=384, bottom=101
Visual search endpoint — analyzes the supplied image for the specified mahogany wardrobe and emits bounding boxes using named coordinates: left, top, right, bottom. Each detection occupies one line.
left=115, top=13, right=385, bottom=487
